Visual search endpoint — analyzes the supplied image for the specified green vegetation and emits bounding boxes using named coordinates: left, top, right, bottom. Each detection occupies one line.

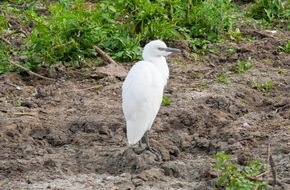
left=277, top=67, right=286, bottom=75
left=0, top=0, right=289, bottom=73
left=235, top=57, right=253, bottom=74
left=217, top=73, right=231, bottom=84
left=226, top=48, right=237, bottom=56
left=16, top=97, right=22, bottom=107
left=247, top=0, right=287, bottom=22
left=252, top=80, right=274, bottom=93
left=0, top=44, right=10, bottom=74
left=198, top=80, right=207, bottom=90
left=162, top=96, right=172, bottom=106
left=213, top=152, right=267, bottom=189
left=185, top=0, right=235, bottom=52
left=279, top=40, right=290, bottom=53
left=0, top=0, right=237, bottom=72
left=189, top=71, right=201, bottom=79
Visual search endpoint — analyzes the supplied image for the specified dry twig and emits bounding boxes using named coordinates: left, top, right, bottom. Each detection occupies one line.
left=9, top=60, right=56, bottom=81
left=62, top=85, right=102, bottom=93
left=93, top=45, right=117, bottom=65
left=267, top=137, right=277, bottom=187
left=0, top=28, right=28, bottom=44
left=245, top=171, right=268, bottom=182
left=12, top=112, right=38, bottom=117
left=0, top=36, right=11, bottom=44
left=254, top=31, right=276, bottom=39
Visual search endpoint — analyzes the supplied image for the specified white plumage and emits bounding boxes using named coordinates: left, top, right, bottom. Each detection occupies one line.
left=122, top=40, right=180, bottom=148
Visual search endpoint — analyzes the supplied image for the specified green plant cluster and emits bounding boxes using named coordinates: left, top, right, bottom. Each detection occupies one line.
left=217, top=72, right=231, bottom=84
left=162, top=96, right=172, bottom=106
left=1, top=0, right=289, bottom=73
left=213, top=152, right=267, bottom=190
left=0, top=0, right=236, bottom=71
left=247, top=0, right=290, bottom=22
left=235, top=57, right=253, bottom=74
left=279, top=40, right=290, bottom=53
left=252, top=80, right=273, bottom=93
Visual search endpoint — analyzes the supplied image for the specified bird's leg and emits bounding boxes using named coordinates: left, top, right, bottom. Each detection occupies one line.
left=144, top=131, right=151, bottom=150
left=138, top=140, right=142, bottom=148
left=144, top=131, right=161, bottom=161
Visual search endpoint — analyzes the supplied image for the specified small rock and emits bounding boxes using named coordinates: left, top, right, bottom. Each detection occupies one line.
left=282, top=178, right=290, bottom=184
left=242, top=122, right=250, bottom=128
left=23, top=145, right=33, bottom=155
left=131, top=178, right=143, bottom=187
left=232, top=132, right=242, bottom=141
left=227, top=138, right=236, bottom=145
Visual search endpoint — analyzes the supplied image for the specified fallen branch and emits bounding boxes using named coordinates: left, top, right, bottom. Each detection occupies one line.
left=12, top=112, right=38, bottom=117
left=269, top=152, right=277, bottom=186
left=245, top=171, right=268, bottom=182
left=0, top=28, right=28, bottom=43
left=93, top=45, right=117, bottom=65
left=267, top=137, right=277, bottom=187
left=0, top=36, right=11, bottom=45
left=9, top=60, right=56, bottom=81
left=62, top=84, right=102, bottom=93
left=2, top=29, right=21, bottom=38
left=254, top=30, right=276, bottom=39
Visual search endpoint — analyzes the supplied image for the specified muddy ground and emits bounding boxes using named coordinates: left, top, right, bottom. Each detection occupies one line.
left=0, top=28, right=290, bottom=189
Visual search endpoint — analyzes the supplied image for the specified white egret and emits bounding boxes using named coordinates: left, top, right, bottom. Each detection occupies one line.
left=122, top=40, right=181, bottom=151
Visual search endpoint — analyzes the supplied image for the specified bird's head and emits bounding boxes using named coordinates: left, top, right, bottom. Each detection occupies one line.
left=142, top=40, right=181, bottom=60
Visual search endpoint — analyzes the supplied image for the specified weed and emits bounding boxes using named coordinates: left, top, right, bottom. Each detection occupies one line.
left=247, top=0, right=286, bottom=22
left=278, top=40, right=290, bottom=53
left=229, top=28, right=242, bottom=40
left=186, top=0, right=235, bottom=42
left=226, top=48, right=237, bottom=56
left=0, top=44, right=11, bottom=74
left=25, top=1, right=113, bottom=68
left=252, top=79, right=273, bottom=93
left=162, top=96, right=171, bottom=106
left=277, top=67, right=286, bottom=75
left=16, top=97, right=22, bottom=107
left=217, top=73, right=231, bottom=84
left=235, top=57, right=253, bottom=74
left=213, top=152, right=267, bottom=189
left=198, top=80, right=207, bottom=90
left=189, top=71, right=201, bottom=79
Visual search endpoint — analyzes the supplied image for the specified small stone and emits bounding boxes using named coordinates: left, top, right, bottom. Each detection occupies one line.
left=227, top=138, right=236, bottom=145
left=131, top=178, right=143, bottom=187
left=242, top=122, right=250, bottom=128
left=232, top=133, right=242, bottom=141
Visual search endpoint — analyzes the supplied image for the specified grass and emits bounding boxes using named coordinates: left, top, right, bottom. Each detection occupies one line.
left=0, top=0, right=237, bottom=72
left=162, top=96, right=172, bottom=106
left=278, top=40, right=290, bottom=53
left=252, top=79, right=274, bottom=93
left=247, top=0, right=286, bottom=22
left=217, top=73, right=231, bottom=84
left=235, top=57, right=253, bottom=74
left=0, top=0, right=289, bottom=73
left=213, top=152, right=267, bottom=189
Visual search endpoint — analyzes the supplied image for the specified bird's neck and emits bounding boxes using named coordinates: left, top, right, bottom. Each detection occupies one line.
left=147, top=56, right=169, bottom=86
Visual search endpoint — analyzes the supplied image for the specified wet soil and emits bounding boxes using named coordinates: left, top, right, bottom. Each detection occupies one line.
left=0, top=29, right=290, bottom=189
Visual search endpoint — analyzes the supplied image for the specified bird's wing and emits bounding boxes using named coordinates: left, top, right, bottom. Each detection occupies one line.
left=122, top=61, right=164, bottom=145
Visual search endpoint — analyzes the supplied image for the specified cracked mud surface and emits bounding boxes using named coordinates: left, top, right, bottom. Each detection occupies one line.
left=0, top=29, right=290, bottom=189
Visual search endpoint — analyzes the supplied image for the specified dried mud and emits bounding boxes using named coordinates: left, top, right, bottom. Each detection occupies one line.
left=0, top=29, right=290, bottom=189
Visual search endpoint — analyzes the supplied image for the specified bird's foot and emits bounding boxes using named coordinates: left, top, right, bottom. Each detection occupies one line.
left=146, top=145, right=162, bottom=161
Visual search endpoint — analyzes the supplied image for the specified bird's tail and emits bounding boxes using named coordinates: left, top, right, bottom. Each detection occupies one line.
left=126, top=120, right=149, bottom=145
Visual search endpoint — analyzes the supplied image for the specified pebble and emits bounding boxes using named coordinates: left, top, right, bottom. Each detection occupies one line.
left=227, top=138, right=236, bottom=145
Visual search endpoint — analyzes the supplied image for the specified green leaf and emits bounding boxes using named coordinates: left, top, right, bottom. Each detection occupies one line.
left=162, top=96, right=172, bottom=106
